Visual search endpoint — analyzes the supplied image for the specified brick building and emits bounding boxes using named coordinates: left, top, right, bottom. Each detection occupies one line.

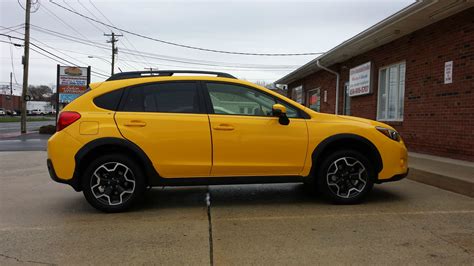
left=0, top=94, right=21, bottom=113
left=275, top=1, right=473, bottom=161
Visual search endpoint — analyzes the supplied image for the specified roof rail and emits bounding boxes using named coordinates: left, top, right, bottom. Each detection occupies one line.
left=106, top=70, right=237, bottom=81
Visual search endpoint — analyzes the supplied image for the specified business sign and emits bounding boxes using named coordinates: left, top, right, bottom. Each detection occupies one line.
left=444, top=61, right=453, bottom=84
left=348, top=62, right=372, bottom=97
left=57, top=65, right=90, bottom=103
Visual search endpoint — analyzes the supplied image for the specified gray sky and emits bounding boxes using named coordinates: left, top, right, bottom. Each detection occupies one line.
left=1, top=0, right=413, bottom=94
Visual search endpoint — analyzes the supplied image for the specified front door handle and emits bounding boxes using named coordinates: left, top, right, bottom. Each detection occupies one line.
left=213, top=124, right=234, bottom=131
left=124, top=120, right=147, bottom=127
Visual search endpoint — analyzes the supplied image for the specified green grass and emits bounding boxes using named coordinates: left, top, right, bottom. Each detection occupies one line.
left=0, top=116, right=56, bottom=123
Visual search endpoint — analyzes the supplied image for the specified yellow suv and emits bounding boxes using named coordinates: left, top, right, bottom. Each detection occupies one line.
left=47, top=70, right=408, bottom=212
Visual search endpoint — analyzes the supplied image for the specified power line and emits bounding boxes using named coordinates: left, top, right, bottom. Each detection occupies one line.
left=49, top=0, right=325, bottom=56
left=3, top=27, right=110, bottom=76
left=85, top=0, right=152, bottom=68
left=74, top=0, right=143, bottom=70
left=30, top=46, right=107, bottom=79
left=40, top=3, right=120, bottom=64
left=0, top=33, right=109, bottom=78
left=28, top=25, right=302, bottom=69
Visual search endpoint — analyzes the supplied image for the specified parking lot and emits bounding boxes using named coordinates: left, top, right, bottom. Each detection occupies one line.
left=1, top=151, right=473, bottom=265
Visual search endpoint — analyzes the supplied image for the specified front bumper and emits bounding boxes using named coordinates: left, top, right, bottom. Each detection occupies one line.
left=47, top=159, right=81, bottom=191
left=376, top=168, right=409, bottom=184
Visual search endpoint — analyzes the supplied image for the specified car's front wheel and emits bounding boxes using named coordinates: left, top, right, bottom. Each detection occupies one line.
left=82, top=154, right=145, bottom=212
left=316, top=149, right=374, bottom=204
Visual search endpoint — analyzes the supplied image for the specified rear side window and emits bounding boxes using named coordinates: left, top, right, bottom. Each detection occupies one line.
left=93, top=89, right=124, bottom=110
left=121, top=82, right=200, bottom=113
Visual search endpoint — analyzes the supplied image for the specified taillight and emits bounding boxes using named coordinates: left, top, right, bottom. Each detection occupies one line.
left=57, top=111, right=81, bottom=132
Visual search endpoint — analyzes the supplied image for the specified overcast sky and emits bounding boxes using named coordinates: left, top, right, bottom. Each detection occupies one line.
left=1, top=0, right=413, bottom=94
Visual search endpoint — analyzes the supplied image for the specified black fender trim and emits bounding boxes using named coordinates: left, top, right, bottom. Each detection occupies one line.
left=311, top=133, right=383, bottom=175
left=73, top=137, right=160, bottom=190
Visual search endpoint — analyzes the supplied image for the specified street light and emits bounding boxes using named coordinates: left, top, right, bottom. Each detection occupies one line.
left=88, top=56, right=122, bottom=73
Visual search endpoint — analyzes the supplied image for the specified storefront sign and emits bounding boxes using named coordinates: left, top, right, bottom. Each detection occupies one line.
left=444, top=61, right=453, bottom=84
left=57, top=65, right=90, bottom=103
left=348, top=62, right=372, bottom=97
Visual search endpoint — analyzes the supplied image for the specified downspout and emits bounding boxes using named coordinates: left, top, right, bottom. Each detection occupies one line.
left=316, top=60, right=340, bottom=115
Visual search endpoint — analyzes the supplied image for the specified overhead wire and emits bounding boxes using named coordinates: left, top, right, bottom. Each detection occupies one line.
left=0, top=33, right=109, bottom=78
left=49, top=0, right=325, bottom=56
left=29, top=25, right=300, bottom=69
left=62, top=0, right=140, bottom=70
left=85, top=0, right=153, bottom=69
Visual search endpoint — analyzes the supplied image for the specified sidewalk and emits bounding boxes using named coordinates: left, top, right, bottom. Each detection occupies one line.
left=408, top=152, right=474, bottom=197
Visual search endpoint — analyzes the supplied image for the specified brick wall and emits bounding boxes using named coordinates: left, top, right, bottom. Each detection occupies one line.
left=0, top=94, right=21, bottom=112
left=287, top=8, right=474, bottom=161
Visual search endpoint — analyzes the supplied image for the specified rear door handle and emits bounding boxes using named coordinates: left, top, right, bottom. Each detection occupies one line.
left=124, top=120, right=147, bottom=127
left=213, top=124, right=234, bottom=131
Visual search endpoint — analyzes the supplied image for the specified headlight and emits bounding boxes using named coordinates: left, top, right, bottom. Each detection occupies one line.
left=376, top=126, right=401, bottom=142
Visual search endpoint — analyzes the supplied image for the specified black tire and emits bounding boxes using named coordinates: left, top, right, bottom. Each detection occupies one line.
left=315, top=149, right=374, bottom=204
left=82, top=153, right=146, bottom=212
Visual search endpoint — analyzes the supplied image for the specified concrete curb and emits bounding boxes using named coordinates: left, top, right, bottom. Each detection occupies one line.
left=408, top=168, right=474, bottom=198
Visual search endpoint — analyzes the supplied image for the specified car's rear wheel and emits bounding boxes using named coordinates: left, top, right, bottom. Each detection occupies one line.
left=316, top=149, right=374, bottom=204
left=82, top=154, right=145, bottom=212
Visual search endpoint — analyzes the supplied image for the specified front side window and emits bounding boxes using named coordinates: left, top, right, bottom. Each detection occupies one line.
left=121, top=82, right=200, bottom=113
left=377, top=62, right=405, bottom=121
left=207, top=83, right=275, bottom=116
left=206, top=83, right=301, bottom=118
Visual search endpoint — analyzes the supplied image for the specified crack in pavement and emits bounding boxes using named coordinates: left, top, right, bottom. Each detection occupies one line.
left=0, top=253, right=56, bottom=265
left=206, top=186, right=214, bottom=266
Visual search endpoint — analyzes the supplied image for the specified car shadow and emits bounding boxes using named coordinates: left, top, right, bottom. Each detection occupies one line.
left=56, top=183, right=405, bottom=214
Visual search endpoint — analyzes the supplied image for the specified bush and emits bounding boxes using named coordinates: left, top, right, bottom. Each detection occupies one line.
left=39, top=125, right=56, bottom=134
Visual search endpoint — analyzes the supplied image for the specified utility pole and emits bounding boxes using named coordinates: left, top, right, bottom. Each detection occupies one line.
left=10, top=72, right=13, bottom=115
left=104, top=32, right=122, bottom=75
left=10, top=72, right=13, bottom=95
left=21, top=0, right=31, bottom=134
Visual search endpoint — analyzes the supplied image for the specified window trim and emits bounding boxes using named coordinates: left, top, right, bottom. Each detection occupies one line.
left=202, top=81, right=309, bottom=119
left=117, top=81, right=206, bottom=114
left=376, top=61, right=406, bottom=122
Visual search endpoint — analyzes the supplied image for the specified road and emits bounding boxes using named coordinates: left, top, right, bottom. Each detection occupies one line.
left=0, top=151, right=473, bottom=265
left=0, top=120, right=55, bottom=137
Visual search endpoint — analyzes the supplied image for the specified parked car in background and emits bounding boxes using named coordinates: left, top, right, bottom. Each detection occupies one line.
left=30, top=109, right=47, bottom=116
left=0, top=108, right=5, bottom=116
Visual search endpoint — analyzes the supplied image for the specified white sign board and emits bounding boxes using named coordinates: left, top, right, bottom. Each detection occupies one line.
left=348, top=62, right=372, bottom=97
left=444, top=61, right=453, bottom=84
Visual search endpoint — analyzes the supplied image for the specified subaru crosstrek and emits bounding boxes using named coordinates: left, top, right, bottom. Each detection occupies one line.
left=47, top=70, right=408, bottom=212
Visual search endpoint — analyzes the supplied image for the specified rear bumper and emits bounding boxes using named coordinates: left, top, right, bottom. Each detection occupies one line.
left=376, top=168, right=409, bottom=184
left=47, top=159, right=81, bottom=191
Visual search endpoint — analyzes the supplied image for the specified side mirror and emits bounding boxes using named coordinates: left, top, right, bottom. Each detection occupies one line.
left=272, top=104, right=290, bottom=125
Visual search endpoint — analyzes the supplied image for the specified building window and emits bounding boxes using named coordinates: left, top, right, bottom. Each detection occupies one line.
left=343, top=82, right=351, bottom=115
left=377, top=62, right=405, bottom=121
left=306, top=88, right=320, bottom=112
left=291, top=85, right=304, bottom=104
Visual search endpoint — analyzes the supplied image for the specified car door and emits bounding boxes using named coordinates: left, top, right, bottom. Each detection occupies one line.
left=205, top=82, right=308, bottom=177
left=114, top=81, right=212, bottom=178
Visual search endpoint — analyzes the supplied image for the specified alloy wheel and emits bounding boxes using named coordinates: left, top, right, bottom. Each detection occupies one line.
left=90, top=162, right=136, bottom=206
left=326, top=157, right=368, bottom=199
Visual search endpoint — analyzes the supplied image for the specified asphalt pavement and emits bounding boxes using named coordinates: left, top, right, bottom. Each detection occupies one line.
left=0, top=133, right=49, bottom=151
left=0, top=120, right=55, bottom=137
left=0, top=151, right=473, bottom=265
